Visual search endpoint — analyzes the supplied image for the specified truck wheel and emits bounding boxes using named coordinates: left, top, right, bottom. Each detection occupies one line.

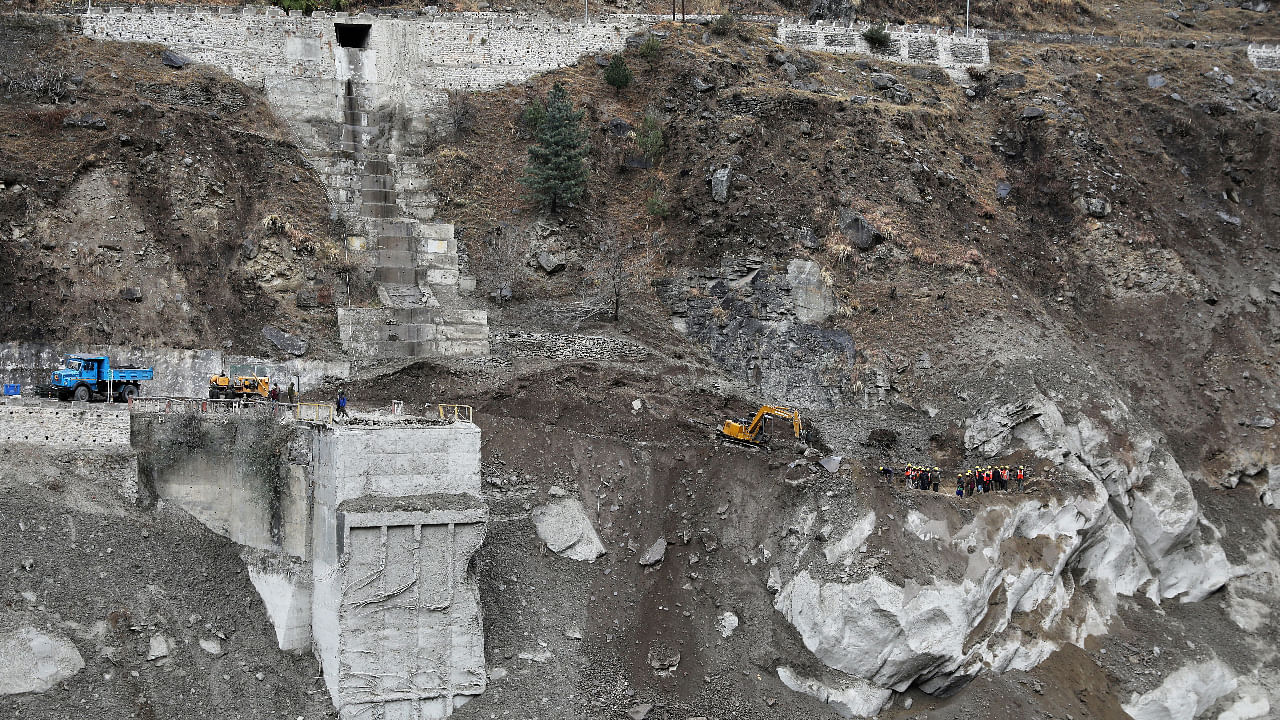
left=73, top=385, right=90, bottom=402
left=120, top=385, right=138, bottom=402
left=209, top=389, right=220, bottom=400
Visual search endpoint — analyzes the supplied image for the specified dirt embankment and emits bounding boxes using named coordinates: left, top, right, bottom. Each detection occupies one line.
left=0, top=15, right=359, bottom=356
left=0, top=443, right=334, bottom=720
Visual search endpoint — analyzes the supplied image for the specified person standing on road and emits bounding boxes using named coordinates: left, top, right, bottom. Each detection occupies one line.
left=336, top=389, right=349, bottom=419
left=287, top=382, right=297, bottom=405
left=269, top=384, right=280, bottom=402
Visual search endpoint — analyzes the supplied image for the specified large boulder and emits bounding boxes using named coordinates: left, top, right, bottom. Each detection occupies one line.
left=532, top=498, right=606, bottom=561
left=837, top=210, right=886, bottom=251
left=786, top=259, right=835, bottom=324
left=263, top=325, right=308, bottom=357
left=710, top=168, right=732, bottom=203
left=0, top=627, right=85, bottom=695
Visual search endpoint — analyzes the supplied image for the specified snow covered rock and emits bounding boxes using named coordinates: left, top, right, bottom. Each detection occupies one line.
left=776, top=666, right=892, bottom=718
left=1122, top=659, right=1237, bottom=720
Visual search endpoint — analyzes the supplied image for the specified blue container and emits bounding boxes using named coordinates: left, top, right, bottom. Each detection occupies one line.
left=2, top=384, right=20, bottom=396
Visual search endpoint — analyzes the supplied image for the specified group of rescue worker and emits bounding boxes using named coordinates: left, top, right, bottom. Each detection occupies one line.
left=877, top=464, right=1030, bottom=495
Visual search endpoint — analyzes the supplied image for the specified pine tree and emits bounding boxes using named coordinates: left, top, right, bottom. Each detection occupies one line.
left=523, top=82, right=589, bottom=213
left=604, top=55, right=632, bottom=94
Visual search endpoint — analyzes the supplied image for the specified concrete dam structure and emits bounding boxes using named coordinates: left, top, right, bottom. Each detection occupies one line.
left=129, top=406, right=487, bottom=719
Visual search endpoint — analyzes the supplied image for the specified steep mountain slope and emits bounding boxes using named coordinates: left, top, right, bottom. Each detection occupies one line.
left=0, top=15, right=360, bottom=355
left=3, top=9, right=1279, bottom=720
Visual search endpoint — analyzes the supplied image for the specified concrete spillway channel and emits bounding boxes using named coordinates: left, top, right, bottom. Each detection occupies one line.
left=331, top=44, right=488, bottom=358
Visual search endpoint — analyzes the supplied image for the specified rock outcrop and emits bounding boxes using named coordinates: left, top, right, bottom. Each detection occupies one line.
left=772, top=395, right=1245, bottom=716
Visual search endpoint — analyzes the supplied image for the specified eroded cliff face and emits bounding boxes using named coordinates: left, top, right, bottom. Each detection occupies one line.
left=766, top=384, right=1276, bottom=717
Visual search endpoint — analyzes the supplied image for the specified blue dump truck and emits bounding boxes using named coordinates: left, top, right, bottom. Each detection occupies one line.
left=43, top=355, right=155, bottom=402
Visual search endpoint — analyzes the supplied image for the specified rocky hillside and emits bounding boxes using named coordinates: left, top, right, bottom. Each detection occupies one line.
left=405, top=17, right=1280, bottom=719
left=0, top=15, right=360, bottom=356
left=3, top=8, right=1279, bottom=720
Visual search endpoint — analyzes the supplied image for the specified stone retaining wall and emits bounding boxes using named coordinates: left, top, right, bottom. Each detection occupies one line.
left=0, top=401, right=131, bottom=446
left=1249, top=44, right=1280, bottom=70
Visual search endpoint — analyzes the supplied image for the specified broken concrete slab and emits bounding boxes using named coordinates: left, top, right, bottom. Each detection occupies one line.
left=0, top=627, right=85, bottom=694
left=532, top=498, right=606, bottom=561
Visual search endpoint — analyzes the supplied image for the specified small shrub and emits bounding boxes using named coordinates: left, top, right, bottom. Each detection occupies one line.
left=604, top=55, right=633, bottom=94
left=520, top=99, right=546, bottom=132
left=710, top=13, right=736, bottom=36
left=646, top=188, right=669, bottom=218
left=447, top=90, right=478, bottom=137
left=636, top=111, right=664, bottom=158
left=639, top=35, right=663, bottom=59
left=862, top=24, right=892, bottom=51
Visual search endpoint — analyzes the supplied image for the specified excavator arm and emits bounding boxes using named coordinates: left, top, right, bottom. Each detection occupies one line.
left=721, top=405, right=803, bottom=446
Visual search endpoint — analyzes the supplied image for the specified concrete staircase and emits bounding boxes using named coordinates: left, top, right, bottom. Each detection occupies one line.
left=325, top=52, right=488, bottom=358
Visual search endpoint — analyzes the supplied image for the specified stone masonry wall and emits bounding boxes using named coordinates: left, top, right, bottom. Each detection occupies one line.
left=0, top=400, right=131, bottom=446
left=775, top=19, right=990, bottom=73
left=1249, top=44, right=1280, bottom=71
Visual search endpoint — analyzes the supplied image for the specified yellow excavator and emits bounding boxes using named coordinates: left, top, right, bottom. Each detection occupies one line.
left=209, top=373, right=270, bottom=400
left=720, top=405, right=804, bottom=448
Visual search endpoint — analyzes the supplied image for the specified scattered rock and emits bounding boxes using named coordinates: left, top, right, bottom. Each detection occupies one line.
left=647, top=644, right=681, bottom=676
left=198, top=638, right=223, bottom=656
left=710, top=167, right=732, bottom=203
left=870, top=73, right=898, bottom=90
left=786, top=259, right=835, bottom=324
left=1076, top=196, right=1112, bottom=218
left=262, top=325, right=308, bottom=356
left=638, top=538, right=667, bottom=566
left=147, top=633, right=172, bottom=661
left=796, top=226, right=821, bottom=249
left=627, top=704, right=653, bottom=720
left=62, top=114, right=107, bottom=130
left=837, top=209, right=886, bottom=250
left=717, top=611, right=740, bottom=638
left=295, top=288, right=319, bottom=309
left=691, top=76, right=715, bottom=92
left=119, top=287, right=143, bottom=302
left=818, top=456, right=842, bottom=473
left=1020, top=106, right=1046, bottom=120
left=537, top=252, right=565, bottom=274
left=1217, top=211, right=1242, bottom=226
left=161, top=49, right=191, bottom=69
left=1147, top=74, right=1167, bottom=89
left=1248, top=416, right=1275, bottom=429
left=996, top=72, right=1027, bottom=90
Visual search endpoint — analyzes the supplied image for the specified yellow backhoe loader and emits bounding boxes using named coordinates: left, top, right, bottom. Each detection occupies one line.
left=209, top=373, right=270, bottom=400
left=719, top=405, right=804, bottom=448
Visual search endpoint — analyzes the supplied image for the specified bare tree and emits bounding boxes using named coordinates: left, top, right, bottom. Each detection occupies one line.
left=576, top=220, right=655, bottom=323
left=446, top=89, right=478, bottom=138
left=487, top=221, right=535, bottom=301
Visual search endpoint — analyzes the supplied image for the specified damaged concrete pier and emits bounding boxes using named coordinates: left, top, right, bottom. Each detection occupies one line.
left=130, top=408, right=487, bottom=719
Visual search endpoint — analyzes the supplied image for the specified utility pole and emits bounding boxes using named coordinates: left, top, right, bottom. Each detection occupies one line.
left=585, top=0, right=589, bottom=25
left=965, top=0, right=971, bottom=37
